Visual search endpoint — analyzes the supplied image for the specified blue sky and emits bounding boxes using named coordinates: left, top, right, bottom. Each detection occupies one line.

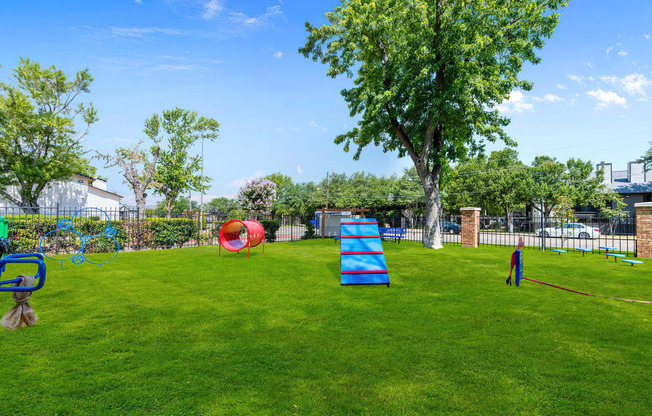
left=1, top=0, right=651, bottom=205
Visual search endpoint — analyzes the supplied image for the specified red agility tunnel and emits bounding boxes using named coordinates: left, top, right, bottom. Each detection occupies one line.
left=218, top=220, right=265, bottom=258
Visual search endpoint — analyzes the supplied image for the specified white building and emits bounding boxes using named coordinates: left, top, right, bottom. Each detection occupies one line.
left=1, top=173, right=123, bottom=216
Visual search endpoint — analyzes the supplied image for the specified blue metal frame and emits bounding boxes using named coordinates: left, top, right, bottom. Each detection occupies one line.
left=515, top=250, right=523, bottom=286
left=38, top=207, right=120, bottom=268
left=81, top=235, right=120, bottom=266
left=0, top=253, right=46, bottom=293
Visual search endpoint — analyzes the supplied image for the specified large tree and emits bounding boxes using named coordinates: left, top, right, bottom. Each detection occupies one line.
left=0, top=58, right=98, bottom=213
left=300, top=0, right=566, bottom=248
left=264, top=172, right=294, bottom=215
left=148, top=108, right=219, bottom=218
left=529, top=156, right=609, bottom=218
left=205, top=197, right=240, bottom=215
left=484, top=149, right=532, bottom=231
left=96, top=138, right=160, bottom=215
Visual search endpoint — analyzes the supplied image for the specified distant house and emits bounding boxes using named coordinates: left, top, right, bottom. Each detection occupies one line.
left=597, top=161, right=652, bottom=217
left=1, top=173, right=123, bottom=217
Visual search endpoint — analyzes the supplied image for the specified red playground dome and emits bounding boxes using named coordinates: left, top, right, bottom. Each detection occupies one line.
left=218, top=220, right=265, bottom=258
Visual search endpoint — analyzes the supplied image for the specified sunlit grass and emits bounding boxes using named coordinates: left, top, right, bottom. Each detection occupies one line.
left=0, top=240, right=650, bottom=415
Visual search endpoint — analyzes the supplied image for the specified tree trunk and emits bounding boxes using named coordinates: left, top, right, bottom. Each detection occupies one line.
left=421, top=168, right=443, bottom=249
left=166, top=197, right=175, bottom=219
left=135, top=191, right=146, bottom=217
left=20, top=190, right=40, bottom=215
left=504, top=210, right=513, bottom=233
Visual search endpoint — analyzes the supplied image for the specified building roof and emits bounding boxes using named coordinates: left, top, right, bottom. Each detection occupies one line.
left=88, top=185, right=123, bottom=199
left=607, top=182, right=652, bottom=194
left=73, top=172, right=95, bottom=181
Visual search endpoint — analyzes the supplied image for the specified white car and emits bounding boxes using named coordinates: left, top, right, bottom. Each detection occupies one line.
left=535, top=223, right=600, bottom=239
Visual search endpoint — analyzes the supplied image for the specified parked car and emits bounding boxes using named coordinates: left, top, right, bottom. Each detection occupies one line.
left=535, top=223, right=600, bottom=239
left=441, top=221, right=462, bottom=234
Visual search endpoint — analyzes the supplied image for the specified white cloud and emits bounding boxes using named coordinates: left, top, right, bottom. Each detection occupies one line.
left=79, top=25, right=222, bottom=41
left=587, top=62, right=593, bottom=68
left=308, top=120, right=328, bottom=132
left=230, top=4, right=282, bottom=27
left=556, top=83, right=566, bottom=90
left=645, top=34, right=650, bottom=41
left=533, top=93, right=565, bottom=103
left=586, top=89, right=627, bottom=110
left=135, top=0, right=142, bottom=3
left=567, top=74, right=584, bottom=84
left=606, top=46, right=613, bottom=57
left=601, top=73, right=652, bottom=96
left=273, top=51, right=283, bottom=59
left=202, top=0, right=223, bottom=20
left=154, top=64, right=209, bottom=72
left=228, top=171, right=265, bottom=187
left=617, top=50, right=628, bottom=57
left=296, top=165, right=303, bottom=174
left=496, top=91, right=533, bottom=113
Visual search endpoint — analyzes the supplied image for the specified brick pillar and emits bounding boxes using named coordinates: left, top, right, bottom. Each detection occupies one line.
left=636, top=202, right=652, bottom=258
left=461, top=207, right=481, bottom=248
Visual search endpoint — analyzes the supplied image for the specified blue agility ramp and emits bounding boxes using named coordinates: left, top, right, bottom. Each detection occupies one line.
left=340, top=219, right=390, bottom=286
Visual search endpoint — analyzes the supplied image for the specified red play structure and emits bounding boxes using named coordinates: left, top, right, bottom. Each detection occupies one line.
left=218, top=220, right=265, bottom=258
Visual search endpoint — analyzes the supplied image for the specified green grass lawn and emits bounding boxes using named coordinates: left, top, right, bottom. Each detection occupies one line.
left=1, top=240, right=651, bottom=415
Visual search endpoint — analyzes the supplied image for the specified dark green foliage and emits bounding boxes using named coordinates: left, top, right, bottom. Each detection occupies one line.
left=258, top=220, right=280, bottom=243
left=303, top=206, right=316, bottom=240
left=145, top=218, right=197, bottom=249
left=374, top=212, right=386, bottom=228
left=4, top=215, right=196, bottom=252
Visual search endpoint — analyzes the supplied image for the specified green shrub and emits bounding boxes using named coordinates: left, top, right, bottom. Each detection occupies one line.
left=3, top=215, right=197, bottom=252
left=303, top=206, right=316, bottom=240
left=374, top=212, right=386, bottom=227
left=259, top=220, right=280, bottom=243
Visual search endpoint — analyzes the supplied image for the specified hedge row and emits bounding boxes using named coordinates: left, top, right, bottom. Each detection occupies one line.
left=3, top=215, right=283, bottom=254
left=3, top=215, right=199, bottom=253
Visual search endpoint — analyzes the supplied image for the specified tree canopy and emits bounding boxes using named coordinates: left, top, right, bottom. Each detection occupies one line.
left=96, top=138, right=160, bottom=215
left=148, top=108, right=219, bottom=218
left=300, top=0, right=567, bottom=248
left=0, top=58, right=98, bottom=213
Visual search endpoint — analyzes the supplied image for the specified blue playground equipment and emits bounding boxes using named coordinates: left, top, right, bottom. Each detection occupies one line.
left=39, top=207, right=120, bottom=269
left=340, top=218, right=390, bottom=286
left=0, top=216, right=47, bottom=293
left=0, top=217, right=47, bottom=330
left=0, top=253, right=46, bottom=293
left=507, top=241, right=650, bottom=303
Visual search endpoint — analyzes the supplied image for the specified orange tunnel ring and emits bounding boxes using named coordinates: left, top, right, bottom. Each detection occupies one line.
left=219, top=220, right=265, bottom=252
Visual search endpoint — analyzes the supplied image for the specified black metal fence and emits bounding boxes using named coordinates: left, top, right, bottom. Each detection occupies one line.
left=0, top=205, right=637, bottom=256
left=479, top=215, right=637, bottom=256
left=0, top=205, right=309, bottom=255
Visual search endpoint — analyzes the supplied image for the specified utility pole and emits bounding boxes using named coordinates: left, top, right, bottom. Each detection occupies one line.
left=326, top=172, right=329, bottom=209
left=200, top=137, right=204, bottom=231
